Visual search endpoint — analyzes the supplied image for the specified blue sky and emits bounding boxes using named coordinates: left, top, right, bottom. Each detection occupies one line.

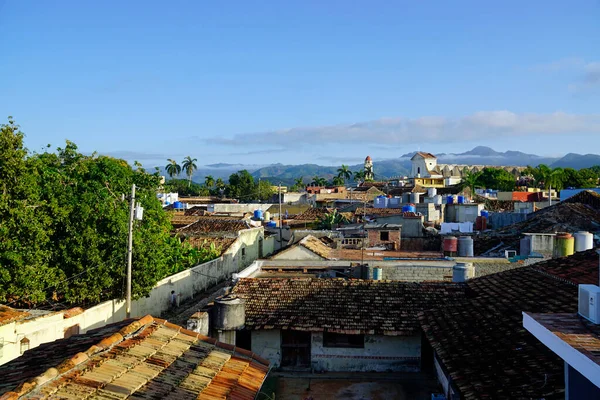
left=1, top=0, right=599, bottom=167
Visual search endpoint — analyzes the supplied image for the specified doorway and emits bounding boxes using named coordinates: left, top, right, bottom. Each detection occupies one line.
left=281, top=330, right=311, bottom=368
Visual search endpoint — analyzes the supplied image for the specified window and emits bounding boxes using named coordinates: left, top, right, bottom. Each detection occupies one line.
left=417, top=167, right=421, bottom=174
left=241, top=247, right=246, bottom=259
left=380, top=231, right=389, bottom=241
left=323, top=332, right=364, bottom=348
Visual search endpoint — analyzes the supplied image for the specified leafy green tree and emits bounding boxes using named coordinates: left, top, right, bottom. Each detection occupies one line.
left=332, top=176, right=344, bottom=186
left=290, top=177, right=305, bottom=192
left=477, top=167, right=516, bottom=191
left=0, top=118, right=62, bottom=304
left=182, top=156, right=198, bottom=187
left=0, top=119, right=219, bottom=307
left=257, top=180, right=276, bottom=202
left=165, top=159, right=181, bottom=179
left=163, top=179, right=209, bottom=196
left=337, top=164, right=352, bottom=183
left=226, top=170, right=256, bottom=200
left=577, top=168, right=600, bottom=188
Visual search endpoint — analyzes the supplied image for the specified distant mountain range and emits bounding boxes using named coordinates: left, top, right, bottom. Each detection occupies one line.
left=157, top=146, right=600, bottom=183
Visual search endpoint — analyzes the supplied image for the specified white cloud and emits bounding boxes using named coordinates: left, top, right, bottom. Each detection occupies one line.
left=533, top=58, right=600, bottom=93
left=215, top=111, right=600, bottom=148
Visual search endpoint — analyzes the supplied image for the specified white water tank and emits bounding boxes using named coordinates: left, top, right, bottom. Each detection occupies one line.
left=458, top=236, right=474, bottom=257
left=433, top=195, right=442, bottom=205
left=410, top=192, right=421, bottom=204
left=427, top=188, right=437, bottom=197
left=452, top=262, right=474, bottom=283
left=574, top=231, right=594, bottom=252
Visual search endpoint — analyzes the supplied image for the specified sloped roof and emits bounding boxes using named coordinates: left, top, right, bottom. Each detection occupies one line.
left=232, top=278, right=466, bottom=336
left=298, top=235, right=333, bottom=259
left=0, top=316, right=269, bottom=399
left=0, top=305, right=30, bottom=327
left=496, top=200, right=600, bottom=234
left=420, top=249, right=600, bottom=399
left=411, top=152, right=437, bottom=160
left=355, top=207, right=404, bottom=216
left=292, top=207, right=332, bottom=221
left=185, top=236, right=237, bottom=256
left=563, top=189, right=600, bottom=209
left=176, top=218, right=250, bottom=235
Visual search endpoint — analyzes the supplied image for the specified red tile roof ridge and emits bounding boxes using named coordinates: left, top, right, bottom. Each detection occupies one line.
left=0, top=314, right=157, bottom=400
left=0, top=315, right=270, bottom=399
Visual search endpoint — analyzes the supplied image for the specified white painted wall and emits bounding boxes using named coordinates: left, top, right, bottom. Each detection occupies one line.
left=252, top=330, right=282, bottom=367
left=271, top=246, right=325, bottom=261
left=411, top=156, right=436, bottom=178
left=311, top=333, right=421, bottom=372
left=208, top=203, right=275, bottom=214
left=0, top=227, right=266, bottom=366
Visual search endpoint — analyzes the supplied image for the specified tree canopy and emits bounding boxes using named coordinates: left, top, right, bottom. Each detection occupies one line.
left=0, top=119, right=218, bottom=308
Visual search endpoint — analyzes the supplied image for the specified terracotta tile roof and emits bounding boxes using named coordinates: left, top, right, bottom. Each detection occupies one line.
left=0, top=316, right=269, bottom=399
left=292, top=207, right=332, bottom=222
left=526, top=312, right=600, bottom=367
left=232, top=278, right=465, bottom=336
left=563, top=189, right=600, bottom=209
left=411, top=152, right=437, bottom=159
left=418, top=249, right=600, bottom=399
left=497, top=201, right=600, bottom=234
left=176, top=218, right=250, bottom=235
left=171, top=215, right=202, bottom=229
left=532, top=248, right=599, bottom=285
left=0, top=305, right=30, bottom=327
left=298, top=235, right=333, bottom=259
left=355, top=207, right=404, bottom=216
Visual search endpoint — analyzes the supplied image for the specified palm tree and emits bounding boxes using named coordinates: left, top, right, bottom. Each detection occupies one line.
left=353, top=170, right=365, bottom=183
left=165, top=159, right=181, bottom=179
left=181, top=156, right=198, bottom=187
left=332, top=176, right=344, bottom=186
left=312, top=175, right=328, bottom=186
left=337, top=164, right=352, bottom=183
left=215, top=177, right=225, bottom=189
left=459, top=169, right=482, bottom=197
left=205, top=175, right=215, bottom=188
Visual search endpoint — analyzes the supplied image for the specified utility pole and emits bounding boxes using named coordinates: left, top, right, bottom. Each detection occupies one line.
left=361, top=198, right=366, bottom=266
left=279, top=183, right=283, bottom=249
left=126, top=184, right=135, bottom=319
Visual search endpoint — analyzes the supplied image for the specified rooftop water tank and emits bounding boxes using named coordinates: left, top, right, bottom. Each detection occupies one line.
left=520, top=236, right=531, bottom=257
left=458, top=236, right=474, bottom=257
left=457, top=195, right=465, bottom=204
left=254, top=209, right=264, bottom=220
left=443, top=236, right=458, bottom=256
left=574, top=231, right=594, bottom=252
left=213, top=295, right=246, bottom=331
left=427, top=187, right=437, bottom=197
left=374, top=195, right=387, bottom=208
left=266, top=220, right=277, bottom=228
left=452, top=262, right=474, bottom=283
left=480, top=210, right=489, bottom=218
left=388, top=197, right=401, bottom=208
left=553, top=233, right=575, bottom=258
left=264, top=211, right=271, bottom=221
left=173, top=201, right=184, bottom=209
left=373, top=267, right=383, bottom=281
left=447, top=196, right=454, bottom=205
left=433, top=195, right=442, bottom=205
left=410, top=192, right=421, bottom=204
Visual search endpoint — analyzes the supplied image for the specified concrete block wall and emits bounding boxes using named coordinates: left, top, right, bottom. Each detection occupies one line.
left=311, top=333, right=421, bottom=372
left=367, top=229, right=400, bottom=248
left=381, top=265, right=453, bottom=282
left=0, top=228, right=266, bottom=367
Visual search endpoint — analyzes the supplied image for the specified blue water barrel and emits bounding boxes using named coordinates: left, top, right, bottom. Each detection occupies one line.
left=408, top=204, right=416, bottom=213
left=457, top=195, right=465, bottom=204
left=402, top=205, right=411, bottom=212
left=173, top=201, right=183, bottom=209
left=447, top=196, right=454, bottom=205
left=254, top=209, right=264, bottom=220
left=480, top=210, right=489, bottom=218
left=266, top=221, right=277, bottom=228
left=373, top=267, right=383, bottom=280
